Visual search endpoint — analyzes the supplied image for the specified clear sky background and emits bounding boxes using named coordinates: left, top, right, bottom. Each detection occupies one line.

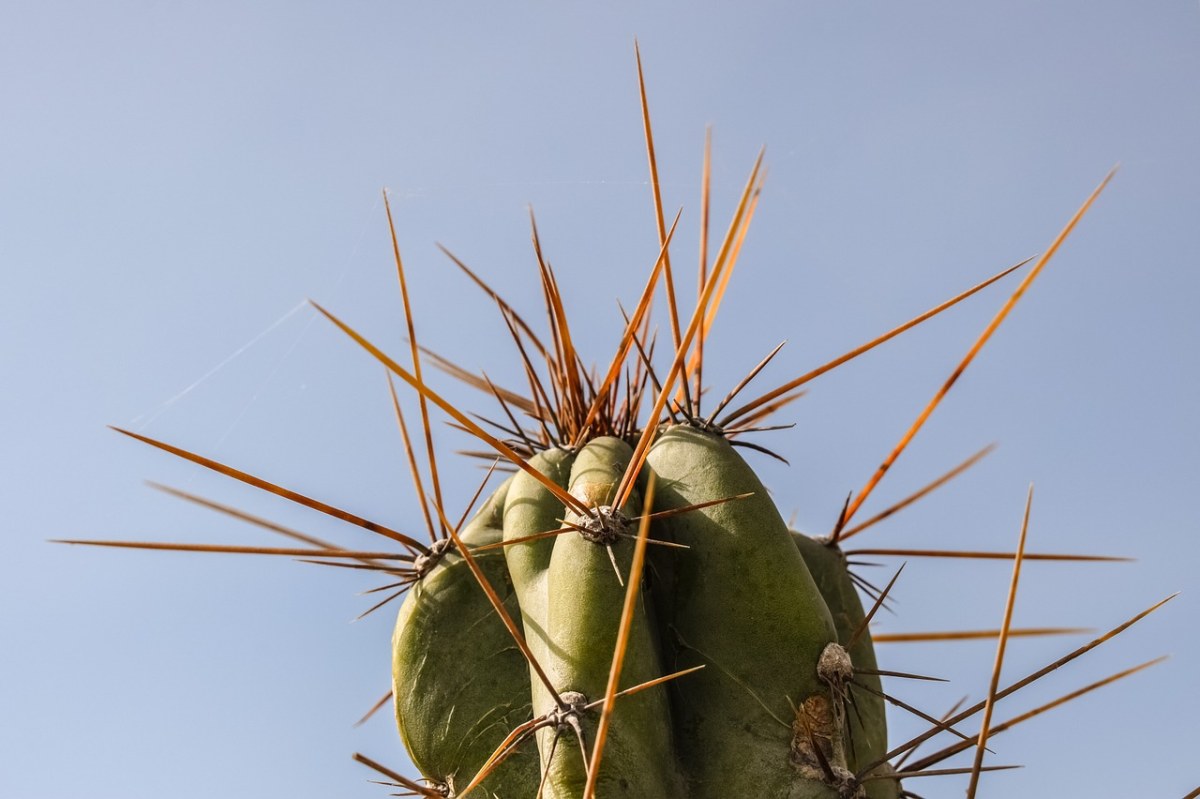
left=4, top=3, right=1199, bottom=797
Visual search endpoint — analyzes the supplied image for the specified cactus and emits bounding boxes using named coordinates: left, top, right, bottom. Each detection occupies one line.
left=59, top=50, right=1178, bottom=799
left=391, top=430, right=864, bottom=798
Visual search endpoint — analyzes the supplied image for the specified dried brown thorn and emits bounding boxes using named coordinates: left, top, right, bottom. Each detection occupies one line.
left=837, top=444, right=996, bottom=542
left=905, top=656, right=1165, bottom=773
left=310, top=302, right=590, bottom=517
left=865, top=593, right=1175, bottom=773
left=353, top=690, right=393, bottom=728
left=110, top=426, right=428, bottom=554
left=966, top=484, right=1034, bottom=799
left=839, top=169, right=1118, bottom=531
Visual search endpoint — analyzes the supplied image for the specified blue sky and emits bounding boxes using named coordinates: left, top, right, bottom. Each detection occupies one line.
left=4, top=3, right=1199, bottom=797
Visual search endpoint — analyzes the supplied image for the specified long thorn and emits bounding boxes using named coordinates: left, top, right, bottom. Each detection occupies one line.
left=855, top=669, right=947, bottom=683
left=146, top=482, right=346, bottom=553
left=724, top=388, right=807, bottom=432
left=694, top=125, right=712, bottom=414
left=354, top=585, right=411, bottom=621
left=845, top=548, right=1128, bottom=563
left=866, top=593, right=1175, bottom=772
left=693, top=171, right=765, bottom=371
left=296, top=559, right=410, bottom=573
left=388, top=373, right=438, bottom=544
left=907, top=656, right=1165, bottom=773
left=828, top=492, right=854, bottom=547
left=384, top=191, right=446, bottom=538
left=837, top=444, right=996, bottom=542
left=529, top=210, right=583, bottom=428
left=854, top=681, right=977, bottom=743
left=310, top=302, right=589, bottom=516
left=353, top=753, right=443, bottom=797
left=469, top=525, right=577, bottom=553
left=52, top=539, right=410, bottom=560
left=595, top=664, right=706, bottom=703
left=719, top=259, right=1029, bottom=428
left=893, top=696, right=967, bottom=771
left=614, top=149, right=766, bottom=510
left=353, top=690, right=393, bottom=728
left=498, top=305, right=560, bottom=445
left=419, top=343, right=537, bottom=415
left=638, top=491, right=755, bottom=521
left=459, top=717, right=548, bottom=798
left=966, top=484, right=1033, bottom=799
left=437, top=243, right=550, bottom=359
left=871, top=765, right=1020, bottom=782
left=707, top=341, right=787, bottom=425
left=576, top=209, right=681, bottom=446
left=484, top=373, right=540, bottom=453
left=536, top=732, right=560, bottom=799
left=635, top=41, right=690, bottom=417
left=453, top=459, right=502, bottom=536
left=849, top=564, right=905, bottom=651
left=110, top=427, right=427, bottom=553
left=872, top=627, right=1089, bottom=644
left=839, top=169, right=1117, bottom=530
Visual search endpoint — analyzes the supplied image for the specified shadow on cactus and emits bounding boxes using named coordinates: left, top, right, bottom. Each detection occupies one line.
left=59, top=48, right=1179, bottom=799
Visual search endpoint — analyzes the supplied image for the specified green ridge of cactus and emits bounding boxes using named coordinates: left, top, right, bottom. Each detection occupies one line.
left=392, top=475, right=541, bottom=797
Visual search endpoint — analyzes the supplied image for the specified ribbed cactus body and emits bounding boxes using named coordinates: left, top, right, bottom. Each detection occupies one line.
left=644, top=425, right=844, bottom=798
left=392, top=427, right=892, bottom=798
left=792, top=534, right=896, bottom=799
left=392, top=476, right=541, bottom=797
